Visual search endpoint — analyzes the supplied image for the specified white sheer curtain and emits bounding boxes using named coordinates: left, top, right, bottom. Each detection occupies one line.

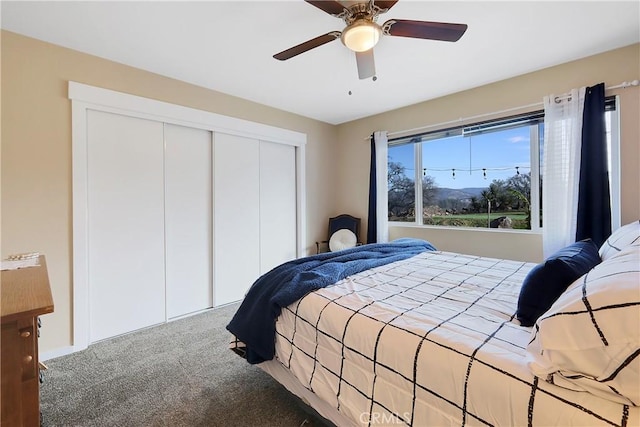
left=373, top=131, right=389, bottom=243
left=542, top=88, right=586, bottom=257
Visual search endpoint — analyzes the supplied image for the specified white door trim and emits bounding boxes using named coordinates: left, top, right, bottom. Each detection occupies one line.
left=70, top=81, right=307, bottom=352
left=69, top=82, right=306, bottom=146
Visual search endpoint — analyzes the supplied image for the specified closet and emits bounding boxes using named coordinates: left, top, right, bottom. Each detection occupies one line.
left=71, top=82, right=305, bottom=348
left=213, top=134, right=297, bottom=305
left=213, top=133, right=260, bottom=306
left=87, top=111, right=167, bottom=342
left=163, top=124, right=213, bottom=319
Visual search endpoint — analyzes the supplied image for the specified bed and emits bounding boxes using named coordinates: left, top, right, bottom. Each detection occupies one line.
left=227, top=222, right=640, bottom=426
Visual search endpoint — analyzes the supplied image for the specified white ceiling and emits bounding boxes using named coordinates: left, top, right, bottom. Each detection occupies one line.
left=1, top=1, right=639, bottom=125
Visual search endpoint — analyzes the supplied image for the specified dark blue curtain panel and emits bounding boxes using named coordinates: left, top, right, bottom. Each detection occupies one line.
left=367, top=135, right=377, bottom=244
left=576, top=82, right=611, bottom=247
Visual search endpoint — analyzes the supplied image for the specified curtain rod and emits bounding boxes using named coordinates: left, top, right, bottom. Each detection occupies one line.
left=552, top=79, right=640, bottom=103
left=366, top=79, right=639, bottom=141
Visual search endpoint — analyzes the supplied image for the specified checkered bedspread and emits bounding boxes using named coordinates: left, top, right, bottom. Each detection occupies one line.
left=268, top=251, right=638, bottom=426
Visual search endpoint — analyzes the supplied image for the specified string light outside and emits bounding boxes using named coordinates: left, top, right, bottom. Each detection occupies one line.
left=421, top=166, right=531, bottom=179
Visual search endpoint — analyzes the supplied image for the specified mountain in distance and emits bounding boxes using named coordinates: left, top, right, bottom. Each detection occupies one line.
left=435, top=187, right=485, bottom=201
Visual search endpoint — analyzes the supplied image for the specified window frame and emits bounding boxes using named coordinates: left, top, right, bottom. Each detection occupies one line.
left=388, top=97, right=619, bottom=232
left=607, top=96, right=621, bottom=230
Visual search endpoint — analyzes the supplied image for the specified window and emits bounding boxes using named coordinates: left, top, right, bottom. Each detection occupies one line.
left=388, top=98, right=619, bottom=230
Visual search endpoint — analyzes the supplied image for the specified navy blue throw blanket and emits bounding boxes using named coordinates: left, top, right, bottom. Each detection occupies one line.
left=227, top=238, right=436, bottom=364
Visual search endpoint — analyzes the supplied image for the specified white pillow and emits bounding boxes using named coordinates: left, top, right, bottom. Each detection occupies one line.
left=526, top=243, right=640, bottom=406
left=329, top=228, right=357, bottom=252
left=599, top=220, right=640, bottom=261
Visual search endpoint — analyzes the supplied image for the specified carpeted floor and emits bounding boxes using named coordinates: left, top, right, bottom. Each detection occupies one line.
left=40, top=303, right=330, bottom=427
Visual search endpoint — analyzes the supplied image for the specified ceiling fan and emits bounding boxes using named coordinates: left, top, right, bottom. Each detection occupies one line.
left=273, top=0, right=468, bottom=80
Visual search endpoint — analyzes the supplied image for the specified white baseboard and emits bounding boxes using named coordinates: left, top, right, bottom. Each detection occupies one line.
left=40, top=345, right=79, bottom=361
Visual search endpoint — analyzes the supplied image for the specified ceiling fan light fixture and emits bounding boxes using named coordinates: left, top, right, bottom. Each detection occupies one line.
left=341, top=19, right=381, bottom=52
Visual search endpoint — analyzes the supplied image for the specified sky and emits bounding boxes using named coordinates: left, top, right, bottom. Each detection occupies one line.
left=388, top=126, right=533, bottom=189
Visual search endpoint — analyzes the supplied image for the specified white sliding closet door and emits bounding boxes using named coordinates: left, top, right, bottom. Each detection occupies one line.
left=164, top=124, right=213, bottom=319
left=259, top=141, right=297, bottom=273
left=71, top=82, right=307, bottom=352
left=214, top=133, right=260, bottom=306
left=87, top=110, right=166, bottom=342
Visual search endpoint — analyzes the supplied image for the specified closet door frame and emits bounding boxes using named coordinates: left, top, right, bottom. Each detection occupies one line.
left=70, top=81, right=306, bottom=353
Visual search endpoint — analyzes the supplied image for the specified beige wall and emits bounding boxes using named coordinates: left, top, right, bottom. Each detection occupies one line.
left=0, top=30, right=339, bottom=353
left=336, top=43, right=640, bottom=262
left=2, top=30, right=638, bottom=355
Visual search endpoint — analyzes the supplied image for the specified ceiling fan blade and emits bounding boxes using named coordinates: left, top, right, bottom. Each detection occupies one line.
left=305, top=0, right=347, bottom=16
left=374, top=1, right=399, bottom=13
left=273, top=32, right=341, bottom=61
left=356, top=49, right=376, bottom=80
left=384, top=19, right=468, bottom=42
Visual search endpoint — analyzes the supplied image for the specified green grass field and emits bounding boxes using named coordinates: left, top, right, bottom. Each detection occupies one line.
left=431, top=212, right=528, bottom=221
left=421, top=211, right=530, bottom=229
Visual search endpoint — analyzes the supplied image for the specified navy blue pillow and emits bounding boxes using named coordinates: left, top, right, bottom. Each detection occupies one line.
left=516, top=239, right=601, bottom=327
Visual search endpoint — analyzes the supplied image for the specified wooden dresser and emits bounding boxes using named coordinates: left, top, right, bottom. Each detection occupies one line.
left=1, top=256, right=54, bottom=427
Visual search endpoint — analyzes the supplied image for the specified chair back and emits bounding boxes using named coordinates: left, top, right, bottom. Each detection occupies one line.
left=328, top=214, right=361, bottom=241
